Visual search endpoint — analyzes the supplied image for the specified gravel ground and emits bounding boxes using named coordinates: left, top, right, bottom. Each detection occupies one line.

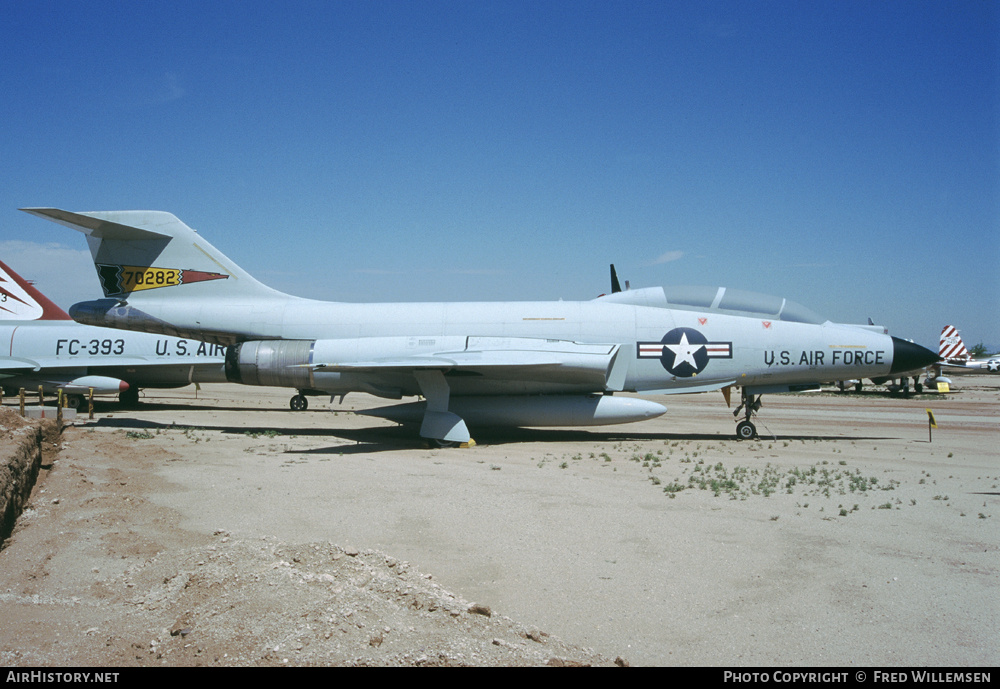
left=1, top=377, right=997, bottom=666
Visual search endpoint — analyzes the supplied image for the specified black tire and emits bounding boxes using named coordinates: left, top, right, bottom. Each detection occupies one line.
left=290, top=394, right=308, bottom=411
left=736, top=420, right=756, bottom=440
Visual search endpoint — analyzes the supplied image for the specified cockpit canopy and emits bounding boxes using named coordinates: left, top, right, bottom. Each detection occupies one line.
left=596, top=285, right=825, bottom=325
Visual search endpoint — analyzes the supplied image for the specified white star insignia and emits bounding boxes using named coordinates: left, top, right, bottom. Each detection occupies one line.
left=665, top=332, right=703, bottom=369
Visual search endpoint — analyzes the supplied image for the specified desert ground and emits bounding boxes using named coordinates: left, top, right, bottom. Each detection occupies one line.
left=1, top=376, right=997, bottom=667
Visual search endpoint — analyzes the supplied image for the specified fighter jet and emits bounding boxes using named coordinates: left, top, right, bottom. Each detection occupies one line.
left=0, top=258, right=226, bottom=408
left=22, top=208, right=939, bottom=442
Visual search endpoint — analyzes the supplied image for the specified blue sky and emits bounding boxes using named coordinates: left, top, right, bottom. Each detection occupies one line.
left=2, top=0, right=997, bottom=349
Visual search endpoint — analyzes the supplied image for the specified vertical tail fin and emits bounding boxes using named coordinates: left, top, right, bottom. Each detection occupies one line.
left=19, top=208, right=281, bottom=302
left=21, top=208, right=290, bottom=343
left=939, top=325, right=969, bottom=361
left=0, top=259, right=72, bottom=321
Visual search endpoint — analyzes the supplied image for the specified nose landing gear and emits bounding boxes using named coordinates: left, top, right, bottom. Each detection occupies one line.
left=733, top=389, right=761, bottom=440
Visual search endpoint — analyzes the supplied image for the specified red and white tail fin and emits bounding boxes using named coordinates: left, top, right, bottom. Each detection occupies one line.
left=939, top=325, right=969, bottom=362
left=0, top=260, right=72, bottom=321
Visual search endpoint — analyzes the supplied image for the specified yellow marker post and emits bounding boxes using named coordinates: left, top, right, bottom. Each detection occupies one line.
left=926, top=408, right=937, bottom=442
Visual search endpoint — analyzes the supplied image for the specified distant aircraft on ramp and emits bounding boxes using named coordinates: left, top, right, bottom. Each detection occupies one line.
left=936, top=325, right=1000, bottom=372
left=0, top=259, right=226, bottom=408
left=23, top=208, right=939, bottom=442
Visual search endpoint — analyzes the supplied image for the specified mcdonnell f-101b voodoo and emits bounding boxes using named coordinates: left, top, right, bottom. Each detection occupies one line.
left=22, top=208, right=938, bottom=444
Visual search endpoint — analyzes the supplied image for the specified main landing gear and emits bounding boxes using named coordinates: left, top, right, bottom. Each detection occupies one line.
left=290, top=392, right=308, bottom=411
left=733, top=389, right=761, bottom=440
left=119, top=387, right=140, bottom=408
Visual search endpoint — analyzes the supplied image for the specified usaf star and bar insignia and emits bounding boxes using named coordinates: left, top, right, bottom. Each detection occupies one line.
left=638, top=327, right=732, bottom=377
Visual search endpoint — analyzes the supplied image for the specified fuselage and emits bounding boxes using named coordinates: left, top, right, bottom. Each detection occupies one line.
left=24, top=206, right=940, bottom=441
left=0, top=320, right=226, bottom=392
left=72, top=287, right=903, bottom=398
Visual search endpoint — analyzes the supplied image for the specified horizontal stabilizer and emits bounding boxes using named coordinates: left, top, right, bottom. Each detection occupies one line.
left=938, top=360, right=984, bottom=370
left=20, top=208, right=174, bottom=240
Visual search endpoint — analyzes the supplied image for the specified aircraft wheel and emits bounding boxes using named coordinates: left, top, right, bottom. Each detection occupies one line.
left=64, top=394, right=84, bottom=411
left=290, top=394, right=308, bottom=411
left=854, top=382, right=863, bottom=392
left=736, top=420, right=757, bottom=441
left=914, top=383, right=923, bottom=394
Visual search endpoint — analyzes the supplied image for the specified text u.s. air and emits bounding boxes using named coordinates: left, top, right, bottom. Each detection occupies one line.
left=23, top=208, right=938, bottom=445
left=0, top=258, right=225, bottom=409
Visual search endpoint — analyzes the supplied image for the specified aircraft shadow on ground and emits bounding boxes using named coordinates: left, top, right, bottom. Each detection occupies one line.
left=88, top=400, right=268, bottom=414
left=86, top=415, right=896, bottom=452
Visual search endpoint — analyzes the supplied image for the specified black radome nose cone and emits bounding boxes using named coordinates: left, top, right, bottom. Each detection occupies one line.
left=890, top=337, right=939, bottom=374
